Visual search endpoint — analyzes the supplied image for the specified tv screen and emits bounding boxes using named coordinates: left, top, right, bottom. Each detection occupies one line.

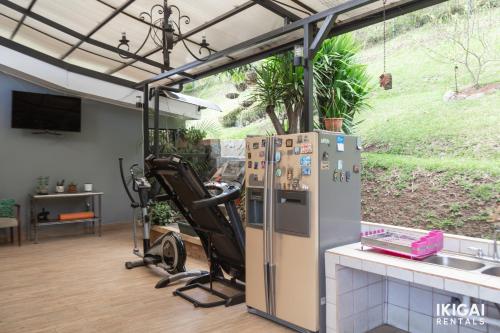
left=11, top=91, right=81, bottom=132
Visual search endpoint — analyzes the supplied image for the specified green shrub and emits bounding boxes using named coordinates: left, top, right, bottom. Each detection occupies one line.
left=221, top=107, right=243, bottom=127
left=150, top=202, right=174, bottom=225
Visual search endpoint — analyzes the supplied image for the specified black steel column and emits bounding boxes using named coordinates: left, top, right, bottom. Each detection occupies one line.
left=303, top=23, right=314, bottom=132
left=143, top=84, right=149, bottom=158
left=153, top=87, right=160, bottom=157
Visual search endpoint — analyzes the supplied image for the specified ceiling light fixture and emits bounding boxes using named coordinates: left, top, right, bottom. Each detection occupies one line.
left=117, top=0, right=212, bottom=71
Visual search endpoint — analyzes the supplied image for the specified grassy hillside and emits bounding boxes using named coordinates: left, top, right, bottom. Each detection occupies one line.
left=186, top=7, right=500, bottom=237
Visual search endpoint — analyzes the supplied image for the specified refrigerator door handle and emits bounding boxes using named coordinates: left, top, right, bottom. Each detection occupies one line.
left=262, top=136, right=270, bottom=313
left=268, top=136, right=277, bottom=316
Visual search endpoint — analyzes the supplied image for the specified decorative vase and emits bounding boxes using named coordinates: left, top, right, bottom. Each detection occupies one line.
left=67, top=185, right=78, bottom=193
left=55, top=186, right=65, bottom=193
left=324, top=118, right=344, bottom=132
left=84, top=183, right=93, bottom=192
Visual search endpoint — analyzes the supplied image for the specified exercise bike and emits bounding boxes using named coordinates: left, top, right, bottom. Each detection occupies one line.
left=119, top=158, right=205, bottom=288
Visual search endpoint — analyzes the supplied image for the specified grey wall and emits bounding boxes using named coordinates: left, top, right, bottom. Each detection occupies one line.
left=0, top=73, right=145, bottom=236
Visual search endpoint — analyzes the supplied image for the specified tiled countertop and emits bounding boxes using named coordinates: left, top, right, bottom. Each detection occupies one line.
left=326, top=242, right=500, bottom=303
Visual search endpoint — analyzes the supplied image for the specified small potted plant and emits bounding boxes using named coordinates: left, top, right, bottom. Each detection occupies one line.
left=149, top=202, right=174, bottom=226
left=67, top=182, right=78, bottom=193
left=36, top=176, right=49, bottom=195
left=55, top=180, right=65, bottom=193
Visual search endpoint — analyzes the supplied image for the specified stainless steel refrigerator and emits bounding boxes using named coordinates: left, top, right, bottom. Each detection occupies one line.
left=245, top=131, right=362, bottom=333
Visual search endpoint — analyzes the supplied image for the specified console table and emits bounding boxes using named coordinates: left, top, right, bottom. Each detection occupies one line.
left=29, top=192, right=103, bottom=243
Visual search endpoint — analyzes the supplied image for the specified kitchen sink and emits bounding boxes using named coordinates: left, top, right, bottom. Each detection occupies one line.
left=482, top=266, right=500, bottom=277
left=423, top=255, right=486, bottom=270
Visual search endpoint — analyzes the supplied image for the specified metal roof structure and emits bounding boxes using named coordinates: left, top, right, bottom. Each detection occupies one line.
left=0, top=0, right=445, bottom=90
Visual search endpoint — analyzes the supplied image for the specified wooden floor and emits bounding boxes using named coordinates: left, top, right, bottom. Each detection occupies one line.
left=0, top=224, right=291, bottom=333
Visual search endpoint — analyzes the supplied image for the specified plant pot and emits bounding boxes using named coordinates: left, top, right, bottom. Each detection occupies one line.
left=84, top=183, right=93, bottom=192
left=324, top=117, right=344, bottom=132
left=67, top=185, right=78, bottom=193
left=55, top=186, right=65, bottom=193
left=177, top=221, right=197, bottom=237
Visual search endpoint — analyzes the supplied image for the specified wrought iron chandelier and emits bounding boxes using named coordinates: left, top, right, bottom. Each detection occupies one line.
left=117, top=0, right=211, bottom=70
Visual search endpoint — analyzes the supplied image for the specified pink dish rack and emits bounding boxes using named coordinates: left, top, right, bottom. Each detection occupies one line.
left=360, top=229, right=444, bottom=259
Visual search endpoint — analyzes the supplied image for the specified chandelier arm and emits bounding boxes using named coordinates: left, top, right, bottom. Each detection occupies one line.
left=134, top=25, right=154, bottom=56
left=180, top=38, right=209, bottom=61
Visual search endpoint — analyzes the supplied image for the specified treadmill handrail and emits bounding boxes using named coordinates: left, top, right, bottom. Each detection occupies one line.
left=191, top=186, right=240, bottom=210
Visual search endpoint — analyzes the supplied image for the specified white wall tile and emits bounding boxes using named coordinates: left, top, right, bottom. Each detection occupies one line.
left=387, top=266, right=413, bottom=282
left=338, top=315, right=354, bottom=333
left=353, top=287, right=368, bottom=312
left=337, top=267, right=353, bottom=294
left=340, top=256, right=362, bottom=270
left=388, top=280, right=410, bottom=308
left=489, top=325, right=500, bottom=333
left=409, top=311, right=433, bottom=333
left=387, top=304, right=409, bottom=331
left=433, top=319, right=459, bottom=333
left=338, top=292, right=354, bottom=319
left=368, top=282, right=383, bottom=307
left=414, top=271, right=444, bottom=289
left=459, top=326, right=487, bottom=333
left=327, top=326, right=337, bottom=333
left=444, top=237, right=460, bottom=252
left=353, top=312, right=368, bottom=333
left=479, top=286, right=500, bottom=304
left=368, top=304, right=383, bottom=330
left=326, top=254, right=340, bottom=278
left=445, top=279, right=479, bottom=298
left=433, top=292, right=455, bottom=318
left=327, top=302, right=337, bottom=330
left=362, top=260, right=386, bottom=276
left=410, top=286, right=433, bottom=316
left=367, top=272, right=383, bottom=284
left=353, top=270, right=368, bottom=289
left=326, top=277, right=337, bottom=304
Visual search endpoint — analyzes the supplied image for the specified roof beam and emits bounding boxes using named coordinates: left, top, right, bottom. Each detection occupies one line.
left=288, top=0, right=317, bottom=14
left=309, top=13, right=336, bottom=55
left=10, top=0, right=36, bottom=39
left=0, top=35, right=136, bottom=88
left=60, top=0, right=136, bottom=60
left=139, top=0, right=378, bottom=86
left=179, top=1, right=256, bottom=41
left=106, top=1, right=255, bottom=75
left=252, top=0, right=301, bottom=21
left=0, top=0, right=166, bottom=70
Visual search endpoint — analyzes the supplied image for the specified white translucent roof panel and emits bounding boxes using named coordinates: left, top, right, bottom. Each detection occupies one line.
left=13, top=24, right=71, bottom=58
left=8, top=0, right=34, bottom=9
left=65, top=47, right=122, bottom=73
left=113, top=65, right=155, bottom=82
left=0, top=4, right=23, bottom=20
left=23, top=17, right=80, bottom=45
left=31, top=0, right=114, bottom=35
left=0, top=0, right=434, bottom=87
left=0, top=13, right=17, bottom=38
left=128, top=62, right=161, bottom=76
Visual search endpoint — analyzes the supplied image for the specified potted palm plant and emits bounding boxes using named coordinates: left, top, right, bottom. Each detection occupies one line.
left=320, top=98, right=344, bottom=132
left=314, top=34, right=371, bottom=134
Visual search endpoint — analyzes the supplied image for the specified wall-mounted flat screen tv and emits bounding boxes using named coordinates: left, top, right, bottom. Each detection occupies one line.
left=11, top=91, right=82, bottom=132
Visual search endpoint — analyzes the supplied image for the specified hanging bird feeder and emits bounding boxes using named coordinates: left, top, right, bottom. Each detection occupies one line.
left=379, top=0, right=392, bottom=90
